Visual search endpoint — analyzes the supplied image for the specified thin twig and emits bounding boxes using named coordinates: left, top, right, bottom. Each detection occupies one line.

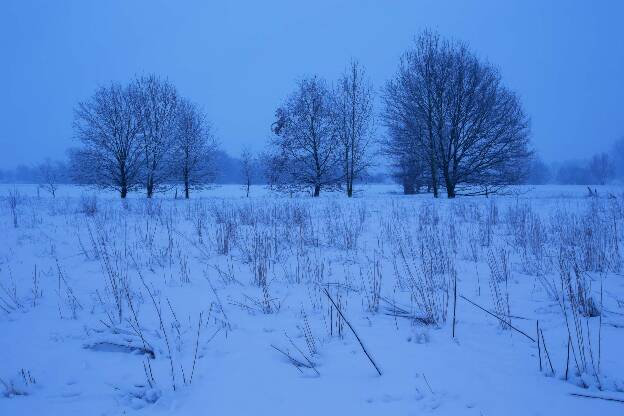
left=189, top=312, right=203, bottom=384
left=271, top=345, right=305, bottom=374
left=540, top=328, right=554, bottom=375
left=323, top=288, right=382, bottom=376
left=570, top=393, right=624, bottom=404
left=459, top=294, right=535, bottom=342
left=537, top=320, right=542, bottom=371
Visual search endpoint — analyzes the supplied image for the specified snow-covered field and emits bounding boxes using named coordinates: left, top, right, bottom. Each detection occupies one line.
left=1, top=184, right=623, bottom=415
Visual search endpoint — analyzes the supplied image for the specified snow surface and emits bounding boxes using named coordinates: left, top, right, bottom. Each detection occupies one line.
left=0, top=184, right=623, bottom=415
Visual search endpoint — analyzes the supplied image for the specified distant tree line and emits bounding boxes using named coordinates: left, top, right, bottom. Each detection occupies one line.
left=525, top=137, right=623, bottom=186
left=4, top=31, right=620, bottom=197
left=7, top=139, right=619, bottom=194
left=0, top=151, right=264, bottom=189
left=0, top=160, right=70, bottom=186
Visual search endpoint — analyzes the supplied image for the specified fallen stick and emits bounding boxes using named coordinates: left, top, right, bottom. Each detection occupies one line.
left=285, top=333, right=320, bottom=376
left=323, top=288, right=382, bottom=376
left=459, top=294, right=536, bottom=342
left=271, top=345, right=306, bottom=374
left=570, top=392, right=624, bottom=404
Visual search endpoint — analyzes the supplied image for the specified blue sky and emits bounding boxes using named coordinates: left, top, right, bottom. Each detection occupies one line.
left=1, top=0, right=623, bottom=168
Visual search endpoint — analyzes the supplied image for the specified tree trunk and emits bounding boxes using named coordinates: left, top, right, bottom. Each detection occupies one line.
left=414, top=181, right=421, bottom=194
left=313, top=184, right=321, bottom=197
left=430, top=160, right=439, bottom=198
left=445, top=178, right=456, bottom=198
left=120, top=166, right=128, bottom=199
left=184, top=178, right=190, bottom=199
left=442, top=164, right=456, bottom=198
left=146, top=177, right=154, bottom=198
left=431, top=176, right=439, bottom=198
left=403, top=182, right=416, bottom=195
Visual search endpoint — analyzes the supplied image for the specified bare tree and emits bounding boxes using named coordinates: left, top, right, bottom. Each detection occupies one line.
left=439, top=43, right=530, bottom=196
left=174, top=99, right=217, bottom=199
left=270, top=76, right=339, bottom=197
left=72, top=82, right=143, bottom=198
left=7, top=188, right=20, bottom=228
left=240, top=147, right=255, bottom=197
left=381, top=129, right=427, bottom=194
left=589, top=152, right=614, bottom=185
left=332, top=60, right=375, bottom=197
left=134, top=74, right=179, bottom=198
left=260, top=150, right=288, bottom=191
left=383, top=32, right=445, bottom=197
left=37, top=158, right=59, bottom=197
left=384, top=30, right=531, bottom=198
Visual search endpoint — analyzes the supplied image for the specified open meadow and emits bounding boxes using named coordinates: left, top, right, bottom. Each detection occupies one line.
left=1, top=184, right=623, bottom=415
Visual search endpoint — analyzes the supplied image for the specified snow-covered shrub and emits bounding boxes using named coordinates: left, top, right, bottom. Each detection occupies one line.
left=487, top=248, right=512, bottom=329
left=322, top=201, right=367, bottom=250
left=555, top=247, right=603, bottom=388
left=6, top=188, right=21, bottom=227
left=360, top=252, right=382, bottom=313
left=505, top=202, right=551, bottom=276
left=214, top=220, right=236, bottom=256
left=0, top=369, right=37, bottom=398
left=79, top=194, right=98, bottom=216
left=552, top=200, right=622, bottom=274
left=390, top=219, right=454, bottom=327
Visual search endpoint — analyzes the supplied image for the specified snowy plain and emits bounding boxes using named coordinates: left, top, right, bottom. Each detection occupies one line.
left=0, top=184, right=623, bottom=415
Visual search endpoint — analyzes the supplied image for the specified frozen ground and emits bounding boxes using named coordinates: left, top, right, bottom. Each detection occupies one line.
left=0, top=184, right=623, bottom=415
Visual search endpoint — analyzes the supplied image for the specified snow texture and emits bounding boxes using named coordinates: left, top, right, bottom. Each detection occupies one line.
left=0, top=184, right=623, bottom=415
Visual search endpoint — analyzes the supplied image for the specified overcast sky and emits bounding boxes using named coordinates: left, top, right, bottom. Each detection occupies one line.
left=1, top=0, right=623, bottom=169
